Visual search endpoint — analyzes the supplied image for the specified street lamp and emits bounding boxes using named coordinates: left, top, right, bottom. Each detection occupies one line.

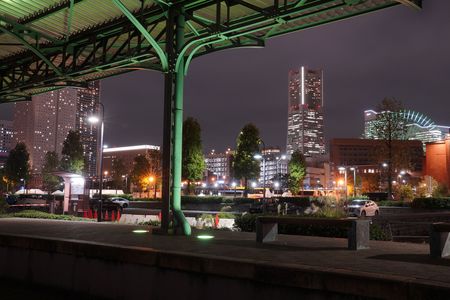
left=350, top=167, right=356, bottom=197
left=254, top=153, right=266, bottom=205
left=148, top=176, right=156, bottom=199
left=338, top=166, right=348, bottom=201
left=274, top=181, right=280, bottom=194
left=254, top=138, right=266, bottom=207
left=88, top=102, right=105, bottom=222
left=121, top=175, right=128, bottom=193
left=20, top=178, right=26, bottom=194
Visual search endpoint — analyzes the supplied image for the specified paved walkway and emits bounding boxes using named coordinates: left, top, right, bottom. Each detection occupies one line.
left=0, top=218, right=449, bottom=299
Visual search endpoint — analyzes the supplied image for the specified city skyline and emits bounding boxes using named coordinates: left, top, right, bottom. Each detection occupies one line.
left=0, top=1, right=448, bottom=153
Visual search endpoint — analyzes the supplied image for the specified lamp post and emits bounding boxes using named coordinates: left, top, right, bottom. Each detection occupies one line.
left=88, top=102, right=104, bottom=222
left=149, top=176, right=156, bottom=199
left=350, top=167, right=356, bottom=197
left=20, top=178, right=26, bottom=194
left=338, top=167, right=348, bottom=201
left=122, top=175, right=128, bottom=193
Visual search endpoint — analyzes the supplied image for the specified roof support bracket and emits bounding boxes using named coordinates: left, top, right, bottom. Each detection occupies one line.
left=112, top=0, right=169, bottom=71
left=0, top=26, right=63, bottom=77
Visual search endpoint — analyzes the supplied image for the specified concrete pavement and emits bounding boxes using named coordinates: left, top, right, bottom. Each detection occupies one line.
left=0, top=218, right=450, bottom=299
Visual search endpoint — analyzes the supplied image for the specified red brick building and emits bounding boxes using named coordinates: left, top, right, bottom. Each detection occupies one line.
left=426, top=138, right=450, bottom=187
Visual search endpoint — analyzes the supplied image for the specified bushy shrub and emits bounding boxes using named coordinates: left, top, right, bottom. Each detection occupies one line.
left=395, top=184, right=414, bottom=202
left=200, top=213, right=214, bottom=221
left=220, top=205, right=233, bottom=212
left=313, top=206, right=347, bottom=218
left=234, top=213, right=260, bottom=232
left=370, top=224, right=390, bottom=241
left=217, top=212, right=235, bottom=219
left=312, top=196, right=337, bottom=207
left=412, top=197, right=450, bottom=209
left=278, top=197, right=310, bottom=206
left=138, top=220, right=160, bottom=226
left=0, top=197, right=7, bottom=214
left=133, top=198, right=161, bottom=201
left=432, top=184, right=449, bottom=198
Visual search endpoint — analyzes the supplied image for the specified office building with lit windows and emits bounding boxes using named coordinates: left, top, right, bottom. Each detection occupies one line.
left=13, top=82, right=100, bottom=175
left=364, top=109, right=450, bottom=150
left=0, top=120, right=13, bottom=153
left=205, top=149, right=234, bottom=183
left=287, top=66, right=325, bottom=157
left=256, top=148, right=288, bottom=185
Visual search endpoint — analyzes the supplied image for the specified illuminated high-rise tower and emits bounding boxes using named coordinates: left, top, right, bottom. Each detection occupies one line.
left=13, top=82, right=100, bottom=176
left=287, top=67, right=324, bottom=156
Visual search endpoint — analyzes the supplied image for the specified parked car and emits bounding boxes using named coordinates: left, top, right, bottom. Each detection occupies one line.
left=346, top=199, right=379, bottom=217
left=89, top=198, right=122, bottom=213
left=109, top=197, right=130, bottom=208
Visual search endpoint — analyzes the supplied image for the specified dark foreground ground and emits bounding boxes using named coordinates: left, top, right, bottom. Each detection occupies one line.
left=0, top=218, right=449, bottom=299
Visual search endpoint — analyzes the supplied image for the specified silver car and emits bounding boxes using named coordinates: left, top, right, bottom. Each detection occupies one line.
left=346, top=200, right=379, bottom=217
left=110, top=197, right=130, bottom=208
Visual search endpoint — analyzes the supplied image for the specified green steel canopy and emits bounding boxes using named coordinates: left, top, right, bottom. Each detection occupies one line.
left=0, top=0, right=421, bottom=102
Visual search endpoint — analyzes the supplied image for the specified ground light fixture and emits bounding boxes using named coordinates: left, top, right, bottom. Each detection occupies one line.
left=197, top=235, right=214, bottom=240
left=132, top=229, right=150, bottom=234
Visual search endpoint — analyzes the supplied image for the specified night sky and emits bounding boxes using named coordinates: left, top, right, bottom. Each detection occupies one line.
left=2, top=0, right=449, bottom=153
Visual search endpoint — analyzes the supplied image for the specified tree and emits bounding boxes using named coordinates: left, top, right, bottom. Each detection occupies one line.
left=182, top=117, right=205, bottom=195
left=288, top=150, right=306, bottom=195
left=4, top=142, right=30, bottom=189
left=368, top=98, right=407, bottom=199
left=60, top=130, right=85, bottom=174
left=111, top=158, right=127, bottom=190
left=130, top=155, right=151, bottom=193
left=361, top=173, right=379, bottom=194
left=232, top=124, right=261, bottom=197
left=42, top=151, right=61, bottom=193
left=394, top=184, right=414, bottom=202
left=433, top=183, right=449, bottom=198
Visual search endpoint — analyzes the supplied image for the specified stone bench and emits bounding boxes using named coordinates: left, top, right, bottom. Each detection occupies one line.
left=430, top=223, right=450, bottom=258
left=256, top=216, right=370, bottom=250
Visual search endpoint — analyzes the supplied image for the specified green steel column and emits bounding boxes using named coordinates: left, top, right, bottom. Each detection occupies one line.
left=172, top=9, right=191, bottom=236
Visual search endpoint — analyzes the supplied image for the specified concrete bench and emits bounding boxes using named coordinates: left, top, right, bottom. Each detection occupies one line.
left=256, top=216, right=370, bottom=250
left=430, top=223, right=450, bottom=258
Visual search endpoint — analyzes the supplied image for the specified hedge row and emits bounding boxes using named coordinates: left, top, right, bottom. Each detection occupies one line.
left=1, top=210, right=94, bottom=221
left=411, top=197, right=450, bottom=209
left=234, top=213, right=389, bottom=240
left=377, top=201, right=411, bottom=207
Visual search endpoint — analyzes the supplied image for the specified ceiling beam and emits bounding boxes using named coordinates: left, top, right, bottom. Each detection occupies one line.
left=111, top=0, right=168, bottom=71
left=0, top=25, right=63, bottom=77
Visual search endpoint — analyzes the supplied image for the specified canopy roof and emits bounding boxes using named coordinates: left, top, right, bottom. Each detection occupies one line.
left=0, top=0, right=421, bottom=102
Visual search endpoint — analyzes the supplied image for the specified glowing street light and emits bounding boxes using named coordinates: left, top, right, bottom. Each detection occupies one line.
left=88, top=102, right=105, bottom=222
left=338, top=166, right=348, bottom=201
left=148, top=176, right=156, bottom=199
